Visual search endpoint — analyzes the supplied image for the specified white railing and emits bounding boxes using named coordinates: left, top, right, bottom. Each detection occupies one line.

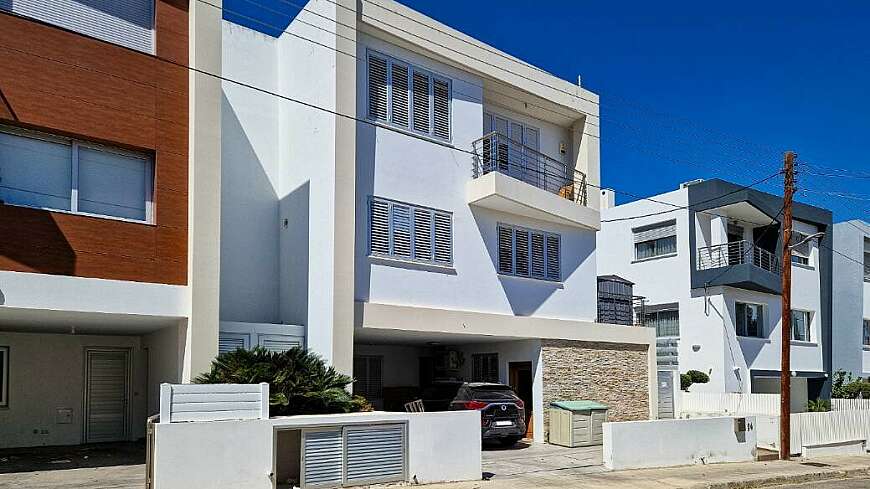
left=159, top=383, right=269, bottom=423
left=680, top=392, right=780, bottom=417
left=696, top=240, right=781, bottom=274
left=791, top=410, right=870, bottom=451
left=832, top=398, right=870, bottom=411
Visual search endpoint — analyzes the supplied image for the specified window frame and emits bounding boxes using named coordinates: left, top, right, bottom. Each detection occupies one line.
left=646, top=308, right=680, bottom=338
left=471, top=353, right=499, bottom=383
left=863, top=319, right=870, bottom=347
left=0, top=346, right=8, bottom=408
left=353, top=355, right=384, bottom=400
left=790, top=231, right=813, bottom=266
left=735, top=301, right=765, bottom=338
left=497, top=223, right=561, bottom=282
left=632, top=220, right=677, bottom=261
left=368, top=196, right=453, bottom=266
left=790, top=309, right=813, bottom=343
left=0, top=125, right=154, bottom=224
left=365, top=50, right=452, bottom=142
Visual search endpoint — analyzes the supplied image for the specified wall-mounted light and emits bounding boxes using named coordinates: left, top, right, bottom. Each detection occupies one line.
left=559, top=142, right=567, bottom=155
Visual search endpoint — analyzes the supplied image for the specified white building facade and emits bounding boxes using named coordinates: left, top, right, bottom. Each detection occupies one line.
left=831, top=220, right=870, bottom=377
left=219, top=0, right=657, bottom=442
left=598, top=179, right=833, bottom=407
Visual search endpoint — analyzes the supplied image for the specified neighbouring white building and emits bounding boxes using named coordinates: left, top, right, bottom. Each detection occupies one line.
left=218, top=0, right=657, bottom=442
left=597, top=179, right=834, bottom=409
left=831, top=220, right=870, bottom=377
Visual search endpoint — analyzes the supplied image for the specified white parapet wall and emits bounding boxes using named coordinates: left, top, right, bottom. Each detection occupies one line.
left=603, top=417, right=757, bottom=470
left=152, top=411, right=481, bottom=488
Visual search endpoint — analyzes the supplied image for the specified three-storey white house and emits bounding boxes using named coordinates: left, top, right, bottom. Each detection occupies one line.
left=831, top=220, right=870, bottom=377
left=598, top=179, right=833, bottom=412
left=218, top=0, right=657, bottom=442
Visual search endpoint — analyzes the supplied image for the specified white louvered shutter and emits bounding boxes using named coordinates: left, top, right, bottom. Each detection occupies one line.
left=515, top=229, right=530, bottom=276
left=368, top=55, right=388, bottom=120
left=433, top=212, right=452, bottom=264
left=303, top=430, right=344, bottom=487
left=390, top=63, right=410, bottom=128
left=633, top=221, right=677, bottom=243
left=345, top=425, right=406, bottom=485
left=546, top=234, right=561, bottom=281
left=433, top=78, right=450, bottom=139
left=412, top=208, right=433, bottom=261
left=498, top=226, right=513, bottom=274
left=218, top=333, right=250, bottom=354
left=370, top=199, right=390, bottom=255
left=530, top=232, right=545, bottom=278
left=412, top=71, right=431, bottom=134
left=258, top=334, right=302, bottom=353
left=391, top=204, right=412, bottom=258
left=3, top=0, right=154, bottom=53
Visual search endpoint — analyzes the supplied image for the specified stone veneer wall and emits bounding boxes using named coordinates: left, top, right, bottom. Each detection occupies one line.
left=541, top=339, right=650, bottom=435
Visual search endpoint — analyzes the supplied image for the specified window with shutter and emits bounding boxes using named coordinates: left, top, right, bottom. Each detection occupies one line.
left=218, top=333, right=250, bottom=355
left=354, top=355, right=383, bottom=399
left=633, top=220, right=677, bottom=260
left=472, top=353, right=499, bottom=383
left=412, top=71, right=431, bottom=134
left=368, top=55, right=388, bottom=121
left=497, top=224, right=561, bottom=281
left=390, top=63, right=410, bottom=128
left=369, top=197, right=452, bottom=265
left=366, top=51, right=451, bottom=140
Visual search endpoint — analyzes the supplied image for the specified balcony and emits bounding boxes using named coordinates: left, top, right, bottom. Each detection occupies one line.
left=694, top=240, right=782, bottom=294
left=466, top=132, right=600, bottom=230
left=697, top=240, right=781, bottom=274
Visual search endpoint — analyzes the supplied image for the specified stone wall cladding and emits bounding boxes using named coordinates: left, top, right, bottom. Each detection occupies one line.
left=541, top=339, right=650, bottom=435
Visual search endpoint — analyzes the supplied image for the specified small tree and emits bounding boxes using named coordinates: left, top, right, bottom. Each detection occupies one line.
left=831, top=369, right=870, bottom=399
left=680, top=370, right=710, bottom=391
left=195, top=346, right=371, bottom=416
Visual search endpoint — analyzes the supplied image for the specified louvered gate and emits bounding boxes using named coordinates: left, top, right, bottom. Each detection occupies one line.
left=300, top=423, right=407, bottom=488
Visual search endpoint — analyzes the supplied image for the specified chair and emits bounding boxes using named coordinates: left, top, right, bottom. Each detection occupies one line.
left=404, top=399, right=425, bottom=413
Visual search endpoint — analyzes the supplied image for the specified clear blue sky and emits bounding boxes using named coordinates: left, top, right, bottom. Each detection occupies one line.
left=224, top=0, right=870, bottom=223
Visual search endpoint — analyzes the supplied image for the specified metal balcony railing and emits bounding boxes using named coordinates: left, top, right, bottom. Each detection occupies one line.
left=696, top=240, right=781, bottom=274
left=471, top=131, right=588, bottom=206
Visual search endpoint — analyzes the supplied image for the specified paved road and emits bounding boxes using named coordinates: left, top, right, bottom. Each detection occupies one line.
left=774, top=478, right=870, bottom=488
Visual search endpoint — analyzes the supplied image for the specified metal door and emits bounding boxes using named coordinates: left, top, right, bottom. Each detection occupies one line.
left=84, top=349, right=131, bottom=443
left=657, top=370, right=675, bottom=419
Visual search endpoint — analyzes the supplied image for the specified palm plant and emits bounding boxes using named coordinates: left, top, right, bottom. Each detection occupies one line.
left=195, top=346, right=370, bottom=416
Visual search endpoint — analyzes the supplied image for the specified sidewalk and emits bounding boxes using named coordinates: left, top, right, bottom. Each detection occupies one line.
left=415, top=455, right=870, bottom=489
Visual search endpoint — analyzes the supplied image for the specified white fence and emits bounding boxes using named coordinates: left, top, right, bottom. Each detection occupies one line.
left=791, top=410, right=870, bottom=455
left=680, top=393, right=780, bottom=417
left=159, top=383, right=269, bottom=423
left=832, top=399, right=870, bottom=411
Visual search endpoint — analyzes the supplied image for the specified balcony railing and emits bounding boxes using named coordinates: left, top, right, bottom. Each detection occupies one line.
left=696, top=240, right=781, bottom=274
left=471, top=131, right=588, bottom=206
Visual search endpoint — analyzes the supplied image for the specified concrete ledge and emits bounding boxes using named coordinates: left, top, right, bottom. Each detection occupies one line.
left=467, top=172, right=601, bottom=230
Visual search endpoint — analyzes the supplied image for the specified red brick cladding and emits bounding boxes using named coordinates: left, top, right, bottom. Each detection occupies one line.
left=0, top=1, right=189, bottom=285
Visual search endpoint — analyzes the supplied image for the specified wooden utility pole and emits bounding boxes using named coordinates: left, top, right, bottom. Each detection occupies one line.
left=780, top=151, right=796, bottom=460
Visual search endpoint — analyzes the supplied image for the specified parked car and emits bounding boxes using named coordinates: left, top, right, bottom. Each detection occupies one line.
left=421, top=381, right=526, bottom=446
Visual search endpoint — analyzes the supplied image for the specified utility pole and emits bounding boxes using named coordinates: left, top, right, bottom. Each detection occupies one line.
left=780, top=151, right=796, bottom=460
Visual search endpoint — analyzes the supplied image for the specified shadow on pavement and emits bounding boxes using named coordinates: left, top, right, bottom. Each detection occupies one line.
left=0, top=441, right=144, bottom=474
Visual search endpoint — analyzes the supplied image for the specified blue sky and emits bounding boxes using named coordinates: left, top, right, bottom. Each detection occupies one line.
left=224, top=0, right=869, bottom=223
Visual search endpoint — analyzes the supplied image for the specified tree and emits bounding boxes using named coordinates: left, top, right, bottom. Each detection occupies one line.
left=195, top=346, right=372, bottom=416
left=680, top=370, right=710, bottom=391
left=831, top=369, right=870, bottom=399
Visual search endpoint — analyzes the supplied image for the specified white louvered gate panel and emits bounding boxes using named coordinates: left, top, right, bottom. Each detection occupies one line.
left=411, top=71, right=431, bottom=133
left=344, top=425, right=406, bottom=485
left=367, top=55, right=388, bottom=120
left=1, top=0, right=154, bottom=53
left=218, top=333, right=250, bottom=354
left=433, top=79, right=450, bottom=139
left=303, top=429, right=344, bottom=488
left=390, top=63, right=409, bottom=128
left=258, top=334, right=302, bottom=353
left=433, top=212, right=452, bottom=264
left=633, top=221, right=677, bottom=243
left=85, top=350, right=129, bottom=443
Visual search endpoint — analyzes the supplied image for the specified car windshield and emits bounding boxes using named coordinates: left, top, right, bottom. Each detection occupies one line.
left=469, top=385, right=517, bottom=401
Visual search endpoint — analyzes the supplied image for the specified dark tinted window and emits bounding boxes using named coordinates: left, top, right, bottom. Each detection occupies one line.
left=421, top=383, right=462, bottom=400
left=468, top=385, right=517, bottom=401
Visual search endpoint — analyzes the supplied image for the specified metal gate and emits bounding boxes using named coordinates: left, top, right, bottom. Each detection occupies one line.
left=84, top=349, right=131, bottom=443
left=300, top=423, right=407, bottom=488
left=657, top=370, right=675, bottom=419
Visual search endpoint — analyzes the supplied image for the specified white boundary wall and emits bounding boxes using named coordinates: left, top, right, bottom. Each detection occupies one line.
left=152, top=411, right=481, bottom=488
left=603, top=417, right=756, bottom=470
left=680, top=392, right=780, bottom=417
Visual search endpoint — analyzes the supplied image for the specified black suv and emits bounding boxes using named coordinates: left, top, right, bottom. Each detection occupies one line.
left=421, top=381, right=526, bottom=446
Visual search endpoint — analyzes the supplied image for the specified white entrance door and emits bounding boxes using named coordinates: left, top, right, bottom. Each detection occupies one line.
left=84, top=349, right=130, bottom=443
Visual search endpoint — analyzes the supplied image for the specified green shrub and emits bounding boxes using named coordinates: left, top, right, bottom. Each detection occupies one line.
left=680, top=370, right=710, bottom=391
left=831, top=369, right=870, bottom=399
left=195, top=346, right=364, bottom=416
left=807, top=399, right=831, bottom=412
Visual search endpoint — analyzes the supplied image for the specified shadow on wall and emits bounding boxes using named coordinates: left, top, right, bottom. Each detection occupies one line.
left=72, top=0, right=156, bottom=27
left=470, top=207, right=594, bottom=317
left=354, top=119, right=376, bottom=302
left=700, top=291, right=749, bottom=391
left=220, top=93, right=280, bottom=323
left=280, top=181, right=309, bottom=326
left=0, top=205, right=76, bottom=276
